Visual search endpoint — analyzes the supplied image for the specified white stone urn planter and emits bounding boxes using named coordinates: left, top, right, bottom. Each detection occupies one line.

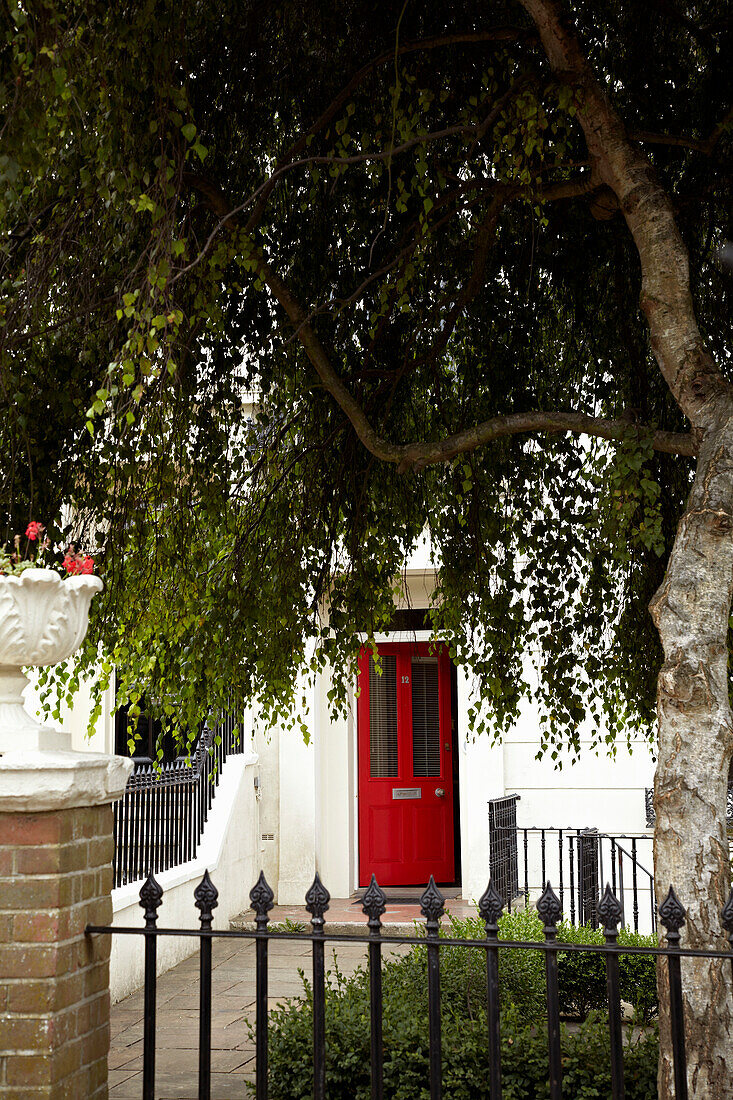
left=0, top=567, right=103, bottom=753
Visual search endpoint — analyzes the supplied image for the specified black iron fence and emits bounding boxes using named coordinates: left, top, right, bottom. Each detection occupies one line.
left=515, top=826, right=655, bottom=932
left=112, top=712, right=244, bottom=888
left=487, top=795, right=520, bottom=906
left=487, top=802, right=656, bottom=933
left=88, top=870, right=733, bottom=1100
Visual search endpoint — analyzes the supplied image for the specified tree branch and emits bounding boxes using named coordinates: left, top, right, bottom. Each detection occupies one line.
left=631, top=131, right=711, bottom=155
left=413, top=192, right=510, bottom=373
left=398, top=412, right=698, bottom=469
left=178, top=123, right=498, bottom=283
left=256, top=253, right=697, bottom=465
left=244, top=27, right=537, bottom=232
left=631, top=109, right=733, bottom=156
left=185, top=174, right=697, bottom=472
left=519, top=0, right=731, bottom=430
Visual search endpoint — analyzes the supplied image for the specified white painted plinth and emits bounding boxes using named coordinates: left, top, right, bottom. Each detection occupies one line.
left=0, top=748, right=133, bottom=812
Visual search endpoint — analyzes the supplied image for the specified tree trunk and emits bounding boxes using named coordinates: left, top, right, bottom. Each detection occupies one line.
left=650, top=419, right=733, bottom=1099
left=514, top=4, right=733, bottom=1092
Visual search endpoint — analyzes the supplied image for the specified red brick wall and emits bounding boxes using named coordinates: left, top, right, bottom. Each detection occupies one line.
left=0, top=806, right=114, bottom=1099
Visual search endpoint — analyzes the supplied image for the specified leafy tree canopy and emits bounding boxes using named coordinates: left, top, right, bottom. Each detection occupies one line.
left=1, top=0, right=730, bottom=757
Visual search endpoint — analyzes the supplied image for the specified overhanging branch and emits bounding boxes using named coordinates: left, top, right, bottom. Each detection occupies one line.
left=630, top=107, right=733, bottom=157
left=243, top=250, right=696, bottom=465
left=244, top=27, right=537, bottom=232
left=185, top=173, right=697, bottom=469
left=394, top=411, right=698, bottom=469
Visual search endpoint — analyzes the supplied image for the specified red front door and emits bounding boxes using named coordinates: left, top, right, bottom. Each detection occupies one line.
left=357, top=642, right=455, bottom=887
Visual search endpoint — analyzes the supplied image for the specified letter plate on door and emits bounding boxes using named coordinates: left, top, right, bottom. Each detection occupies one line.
left=392, top=787, right=421, bottom=800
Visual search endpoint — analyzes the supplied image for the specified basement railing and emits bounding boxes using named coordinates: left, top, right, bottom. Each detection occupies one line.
left=488, top=797, right=657, bottom=932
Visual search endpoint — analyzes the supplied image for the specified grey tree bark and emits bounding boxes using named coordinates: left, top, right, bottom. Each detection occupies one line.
left=650, top=426, right=733, bottom=1098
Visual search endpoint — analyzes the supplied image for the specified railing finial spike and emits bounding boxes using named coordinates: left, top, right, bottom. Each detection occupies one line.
left=194, top=869, right=219, bottom=928
left=139, top=871, right=163, bottom=926
left=305, top=872, right=330, bottom=931
left=362, top=874, right=387, bottom=932
left=598, top=883, right=623, bottom=933
left=249, top=870, right=275, bottom=929
left=478, top=878, right=504, bottom=932
left=537, top=881, right=562, bottom=932
left=658, top=885, right=686, bottom=943
left=420, top=875, right=445, bottom=934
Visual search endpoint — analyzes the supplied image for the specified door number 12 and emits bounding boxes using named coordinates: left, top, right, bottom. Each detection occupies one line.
left=401, top=675, right=410, bottom=684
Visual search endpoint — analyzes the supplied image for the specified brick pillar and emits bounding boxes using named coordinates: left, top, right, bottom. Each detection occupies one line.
left=0, top=754, right=132, bottom=1099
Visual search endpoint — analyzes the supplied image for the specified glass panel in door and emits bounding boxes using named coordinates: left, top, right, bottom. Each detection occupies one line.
left=369, top=655, right=398, bottom=777
left=411, top=657, right=440, bottom=776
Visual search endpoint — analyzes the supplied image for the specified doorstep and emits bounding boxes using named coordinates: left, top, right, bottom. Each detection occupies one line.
left=230, top=895, right=479, bottom=936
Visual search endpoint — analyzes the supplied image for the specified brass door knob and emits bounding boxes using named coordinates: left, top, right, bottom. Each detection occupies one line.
left=435, top=787, right=445, bottom=797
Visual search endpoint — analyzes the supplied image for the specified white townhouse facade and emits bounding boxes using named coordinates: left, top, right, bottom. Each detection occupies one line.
left=24, top=537, right=657, bottom=938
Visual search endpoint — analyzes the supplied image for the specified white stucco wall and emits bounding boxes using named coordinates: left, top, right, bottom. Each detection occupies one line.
left=274, top=671, right=318, bottom=905
left=506, top=710, right=654, bottom=836
left=315, top=662, right=355, bottom=899
left=260, top=561, right=656, bottom=912
left=254, top=725, right=280, bottom=890
left=503, top=695, right=655, bottom=932
left=456, top=663, right=506, bottom=904
left=109, top=751, right=259, bottom=1002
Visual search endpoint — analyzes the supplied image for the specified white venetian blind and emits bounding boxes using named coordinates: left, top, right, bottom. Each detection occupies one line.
left=411, top=658, right=440, bottom=776
left=369, top=655, right=398, bottom=777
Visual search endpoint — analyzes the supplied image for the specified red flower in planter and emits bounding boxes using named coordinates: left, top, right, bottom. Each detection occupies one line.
left=25, top=521, right=44, bottom=541
left=1, top=525, right=97, bottom=578
left=63, top=550, right=96, bottom=576
left=62, top=553, right=80, bottom=575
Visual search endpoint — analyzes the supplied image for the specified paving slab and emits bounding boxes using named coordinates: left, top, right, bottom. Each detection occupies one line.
left=110, top=900, right=422, bottom=1097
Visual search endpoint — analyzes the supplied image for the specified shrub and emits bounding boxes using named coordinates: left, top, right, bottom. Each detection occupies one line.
left=252, top=911, right=659, bottom=1098
left=256, top=962, right=659, bottom=1100
left=617, top=930, right=659, bottom=1024
left=431, top=908, right=547, bottom=1022
left=555, top=921, right=659, bottom=1021
left=427, top=908, right=658, bottom=1024
left=555, top=921, right=608, bottom=1019
left=495, top=907, right=548, bottom=1021
left=363, top=908, right=547, bottom=1027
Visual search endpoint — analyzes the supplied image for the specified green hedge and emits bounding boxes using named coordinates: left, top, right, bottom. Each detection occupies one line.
left=553, top=921, right=658, bottom=1022
left=257, top=970, right=658, bottom=1100
left=252, top=911, right=660, bottom=1099
left=435, top=909, right=658, bottom=1023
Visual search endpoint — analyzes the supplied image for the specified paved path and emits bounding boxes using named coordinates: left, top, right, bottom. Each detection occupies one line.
left=109, top=934, right=411, bottom=1099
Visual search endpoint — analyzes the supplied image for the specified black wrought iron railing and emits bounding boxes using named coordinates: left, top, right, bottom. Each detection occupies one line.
left=88, top=870, right=733, bottom=1100
left=488, top=794, right=520, bottom=906
left=518, top=827, right=655, bottom=932
left=488, top=813, right=656, bottom=932
left=112, top=712, right=244, bottom=888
